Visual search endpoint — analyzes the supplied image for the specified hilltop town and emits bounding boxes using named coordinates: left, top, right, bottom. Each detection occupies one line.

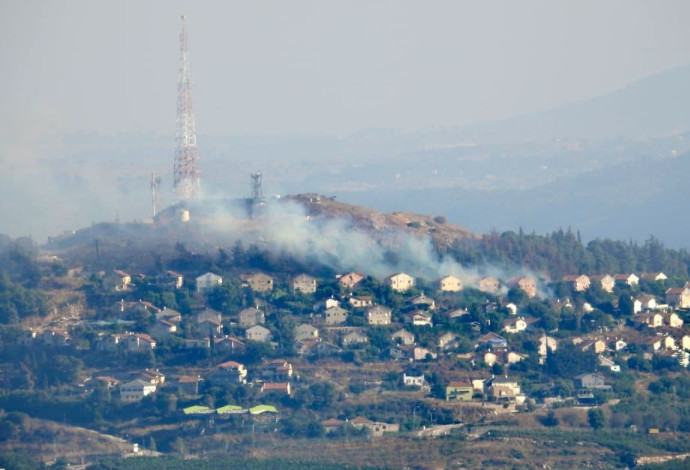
left=2, top=197, right=690, bottom=469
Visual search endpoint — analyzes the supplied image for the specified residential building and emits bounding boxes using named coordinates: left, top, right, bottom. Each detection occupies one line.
left=446, top=380, right=474, bottom=401
left=150, top=319, right=177, bottom=339
left=407, top=293, right=436, bottom=310
left=337, top=272, right=365, bottom=290
left=562, top=275, right=591, bottom=292
left=590, top=274, right=615, bottom=293
left=403, top=374, right=426, bottom=388
left=391, top=329, right=415, bottom=346
left=367, top=305, right=392, bottom=325
left=666, top=287, right=690, bottom=309
left=641, top=272, right=668, bottom=282
left=120, top=379, right=156, bottom=401
left=122, top=333, right=156, bottom=351
left=243, top=273, right=274, bottom=292
left=404, top=310, right=433, bottom=327
left=439, top=275, right=463, bottom=292
left=196, top=272, right=223, bottom=292
left=349, top=295, right=373, bottom=308
left=342, top=330, right=368, bottom=346
left=386, top=273, right=415, bottom=292
left=261, top=382, right=291, bottom=396
left=291, top=274, right=317, bottom=294
left=614, top=273, right=639, bottom=287
left=211, top=361, right=247, bottom=385
left=574, top=373, right=610, bottom=390
left=507, top=277, right=537, bottom=298
left=324, top=306, right=348, bottom=325
left=246, top=325, right=272, bottom=343
left=294, top=324, right=319, bottom=341
left=478, top=277, right=500, bottom=294
left=104, top=270, right=131, bottom=292
left=238, top=307, right=265, bottom=328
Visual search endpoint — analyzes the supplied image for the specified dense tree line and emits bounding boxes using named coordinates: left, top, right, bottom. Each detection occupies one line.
left=446, top=229, right=690, bottom=280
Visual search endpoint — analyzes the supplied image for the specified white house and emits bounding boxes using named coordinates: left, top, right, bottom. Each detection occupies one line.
left=196, top=272, right=223, bottom=292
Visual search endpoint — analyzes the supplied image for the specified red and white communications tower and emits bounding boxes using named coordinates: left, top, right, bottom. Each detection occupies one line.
left=173, top=14, right=201, bottom=202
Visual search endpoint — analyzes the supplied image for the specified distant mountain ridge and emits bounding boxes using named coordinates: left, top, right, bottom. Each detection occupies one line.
left=447, top=64, right=690, bottom=143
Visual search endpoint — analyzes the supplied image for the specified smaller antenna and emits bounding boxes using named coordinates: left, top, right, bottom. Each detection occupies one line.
left=151, top=173, right=162, bottom=217
left=251, top=171, right=263, bottom=200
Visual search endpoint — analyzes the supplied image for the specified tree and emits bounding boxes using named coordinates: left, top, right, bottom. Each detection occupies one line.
left=588, top=408, right=606, bottom=429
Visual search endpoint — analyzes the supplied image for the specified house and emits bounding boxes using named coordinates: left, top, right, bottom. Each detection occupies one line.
left=367, top=305, right=392, bottom=325
left=679, top=335, right=690, bottom=351
left=120, top=379, right=156, bottom=401
left=562, top=275, right=591, bottom=292
left=391, top=329, right=415, bottom=346
left=261, top=382, right=291, bottom=396
left=196, top=272, right=223, bottom=292
left=507, top=277, right=537, bottom=298
left=641, top=272, right=668, bottom=282
left=151, top=270, right=184, bottom=290
left=150, top=319, right=177, bottom=339
left=483, top=350, right=526, bottom=366
left=104, top=270, right=132, bottom=292
left=96, top=333, right=121, bottom=352
left=614, top=273, right=639, bottom=287
left=579, top=338, right=606, bottom=354
left=574, top=373, right=610, bottom=390
left=38, top=328, right=71, bottom=347
left=404, top=310, right=433, bottom=327
left=243, top=273, right=274, bottom=292
left=261, top=360, right=293, bottom=381
left=609, top=338, right=627, bottom=351
left=446, top=308, right=469, bottom=320
left=122, top=333, right=156, bottom=351
left=408, top=293, right=436, bottom=310
left=294, top=324, right=319, bottom=342
left=413, top=346, right=437, bottom=361
left=349, top=416, right=399, bottom=437
left=488, top=376, right=524, bottom=402
left=156, top=307, right=182, bottom=324
left=633, top=312, right=664, bottom=328
left=197, top=318, right=223, bottom=337
left=349, top=295, right=373, bottom=308
left=403, top=374, right=426, bottom=388
left=666, top=287, right=690, bottom=309
left=475, top=332, right=508, bottom=349
left=598, top=356, right=620, bottom=372
left=324, top=306, right=349, bottom=325
left=322, top=418, right=346, bottom=434
left=439, top=275, right=463, bottom=292
left=184, top=337, right=211, bottom=349
left=502, top=317, right=530, bottom=334
left=437, top=332, right=458, bottom=349
left=246, top=325, right=272, bottom=342
left=135, top=369, right=165, bottom=385
left=634, top=295, right=658, bottom=313
left=389, top=344, right=414, bottom=361
left=291, top=274, right=317, bottom=294
left=538, top=336, right=558, bottom=358
left=238, top=307, right=265, bottom=328
left=478, top=276, right=500, bottom=294
left=315, top=297, right=341, bottom=311
left=445, top=380, right=474, bottom=401
left=586, top=274, right=613, bottom=293
left=386, top=273, right=415, bottom=292
left=645, top=335, right=676, bottom=352
left=213, top=335, right=246, bottom=353
left=211, top=361, right=247, bottom=385
left=661, top=312, right=684, bottom=328
left=176, top=376, right=201, bottom=395
left=342, top=330, right=368, bottom=346
left=117, top=300, right=161, bottom=316
left=196, top=308, right=222, bottom=324
left=337, top=272, right=365, bottom=290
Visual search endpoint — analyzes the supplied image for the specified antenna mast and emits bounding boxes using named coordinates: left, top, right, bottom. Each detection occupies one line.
left=151, top=173, right=162, bottom=217
left=173, top=14, right=201, bottom=202
left=251, top=172, right=263, bottom=200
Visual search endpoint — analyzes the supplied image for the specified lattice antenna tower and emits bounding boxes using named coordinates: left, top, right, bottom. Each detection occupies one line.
left=173, top=14, right=201, bottom=202
left=251, top=171, right=263, bottom=200
left=151, top=173, right=162, bottom=217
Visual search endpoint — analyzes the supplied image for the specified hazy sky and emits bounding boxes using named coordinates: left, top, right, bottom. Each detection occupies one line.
left=1, top=1, right=690, bottom=241
left=1, top=0, right=689, bottom=139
